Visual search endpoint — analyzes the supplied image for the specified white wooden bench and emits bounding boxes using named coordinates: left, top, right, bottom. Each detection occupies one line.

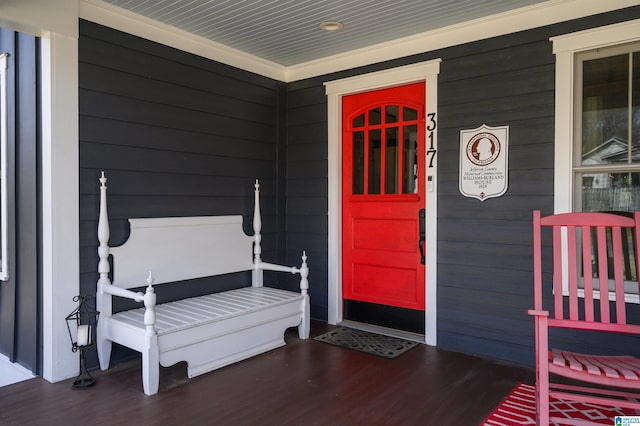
left=95, top=173, right=309, bottom=395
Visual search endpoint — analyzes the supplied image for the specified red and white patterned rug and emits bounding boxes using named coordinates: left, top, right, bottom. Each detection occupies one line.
left=482, top=383, right=637, bottom=425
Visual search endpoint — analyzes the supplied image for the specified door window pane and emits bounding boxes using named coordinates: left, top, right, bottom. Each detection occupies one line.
left=385, top=105, right=399, bottom=123
left=352, top=113, right=365, bottom=128
left=368, top=129, right=381, bottom=194
left=353, top=131, right=365, bottom=194
left=385, top=127, right=398, bottom=194
left=369, top=107, right=381, bottom=126
left=403, top=124, right=418, bottom=194
left=403, top=107, right=418, bottom=121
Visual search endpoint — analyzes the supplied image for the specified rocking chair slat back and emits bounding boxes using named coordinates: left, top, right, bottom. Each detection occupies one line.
left=529, top=210, right=640, bottom=425
left=536, top=211, right=639, bottom=325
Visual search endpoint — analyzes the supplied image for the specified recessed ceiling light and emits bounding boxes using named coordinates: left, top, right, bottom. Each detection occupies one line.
left=319, top=21, right=344, bottom=32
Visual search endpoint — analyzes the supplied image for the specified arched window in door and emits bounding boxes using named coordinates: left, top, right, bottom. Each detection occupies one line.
left=350, top=104, right=420, bottom=196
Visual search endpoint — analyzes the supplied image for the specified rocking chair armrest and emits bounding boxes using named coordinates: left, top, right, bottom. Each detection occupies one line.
left=527, top=309, right=549, bottom=317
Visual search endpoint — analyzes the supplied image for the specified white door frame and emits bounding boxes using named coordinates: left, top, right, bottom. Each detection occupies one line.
left=324, top=59, right=441, bottom=345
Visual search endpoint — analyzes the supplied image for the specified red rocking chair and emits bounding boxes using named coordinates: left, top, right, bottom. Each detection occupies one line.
left=528, top=210, right=640, bottom=425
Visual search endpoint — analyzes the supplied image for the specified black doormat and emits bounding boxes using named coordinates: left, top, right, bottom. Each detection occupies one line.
left=313, top=327, right=418, bottom=359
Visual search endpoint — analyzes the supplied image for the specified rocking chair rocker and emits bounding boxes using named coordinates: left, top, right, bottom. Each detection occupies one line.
left=528, top=210, right=640, bottom=425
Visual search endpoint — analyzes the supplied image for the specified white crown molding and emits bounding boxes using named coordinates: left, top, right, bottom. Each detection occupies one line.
left=552, top=17, right=640, bottom=53
left=287, top=0, right=640, bottom=81
left=79, top=0, right=287, bottom=81
left=80, top=0, right=638, bottom=83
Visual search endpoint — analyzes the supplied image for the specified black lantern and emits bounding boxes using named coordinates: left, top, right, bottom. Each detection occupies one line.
left=65, top=295, right=100, bottom=390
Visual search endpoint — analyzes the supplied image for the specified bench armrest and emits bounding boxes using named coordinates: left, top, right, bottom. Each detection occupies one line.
left=253, top=252, right=309, bottom=296
left=102, top=272, right=157, bottom=336
left=255, top=261, right=300, bottom=274
left=102, top=284, right=145, bottom=303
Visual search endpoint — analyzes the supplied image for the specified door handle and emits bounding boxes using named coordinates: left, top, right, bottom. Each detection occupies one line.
left=419, top=209, right=425, bottom=264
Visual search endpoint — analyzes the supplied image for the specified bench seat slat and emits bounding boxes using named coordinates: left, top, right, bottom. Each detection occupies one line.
left=112, top=287, right=303, bottom=335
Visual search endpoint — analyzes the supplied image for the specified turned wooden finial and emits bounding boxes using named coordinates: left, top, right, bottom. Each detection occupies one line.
left=253, top=179, right=262, bottom=264
left=97, top=171, right=111, bottom=286
left=299, top=251, right=309, bottom=295
left=144, top=271, right=156, bottom=337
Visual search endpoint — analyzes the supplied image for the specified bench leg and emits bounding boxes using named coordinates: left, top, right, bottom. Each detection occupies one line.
left=142, top=335, right=160, bottom=396
left=97, top=334, right=112, bottom=371
left=298, top=295, right=310, bottom=339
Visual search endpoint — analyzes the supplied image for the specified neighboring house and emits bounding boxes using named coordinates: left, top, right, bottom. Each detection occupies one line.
left=582, top=137, right=638, bottom=168
left=582, top=137, right=640, bottom=210
left=0, top=0, right=640, bottom=385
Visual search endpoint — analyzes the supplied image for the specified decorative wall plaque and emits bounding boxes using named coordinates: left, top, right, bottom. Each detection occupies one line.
left=459, top=124, right=509, bottom=201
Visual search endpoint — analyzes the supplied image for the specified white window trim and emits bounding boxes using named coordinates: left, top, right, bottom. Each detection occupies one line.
left=0, top=53, right=9, bottom=282
left=553, top=18, right=640, bottom=214
left=553, top=18, right=640, bottom=304
left=324, top=59, right=441, bottom=345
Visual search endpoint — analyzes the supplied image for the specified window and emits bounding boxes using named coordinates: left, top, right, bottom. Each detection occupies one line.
left=553, top=19, right=640, bottom=302
left=0, top=53, right=8, bottom=281
left=576, top=45, right=640, bottom=297
left=574, top=43, right=640, bottom=213
left=350, top=105, right=419, bottom=196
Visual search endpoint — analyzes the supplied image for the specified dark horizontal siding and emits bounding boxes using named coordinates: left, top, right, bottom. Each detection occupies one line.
left=78, top=23, right=276, bottom=101
left=285, top=77, right=329, bottom=321
left=434, top=8, right=640, bottom=365
left=76, top=5, right=640, bottom=372
left=285, top=6, right=640, bottom=366
left=78, top=20, right=283, bottom=367
left=0, top=28, right=40, bottom=374
left=434, top=34, right=555, bottom=365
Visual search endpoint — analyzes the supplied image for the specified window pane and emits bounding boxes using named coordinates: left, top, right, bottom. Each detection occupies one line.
left=353, top=131, right=365, bottom=194
left=581, top=54, right=630, bottom=165
left=385, top=106, right=399, bottom=123
left=581, top=172, right=640, bottom=212
left=369, top=107, right=381, bottom=126
left=368, top=129, right=381, bottom=194
left=403, top=107, right=417, bottom=121
left=385, top=127, right=398, bottom=194
left=587, top=224, right=637, bottom=282
left=403, top=124, right=418, bottom=194
left=352, top=113, right=365, bottom=128
left=634, top=52, right=640, bottom=147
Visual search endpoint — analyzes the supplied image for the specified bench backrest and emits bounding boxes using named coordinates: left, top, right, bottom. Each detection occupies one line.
left=110, top=215, right=253, bottom=289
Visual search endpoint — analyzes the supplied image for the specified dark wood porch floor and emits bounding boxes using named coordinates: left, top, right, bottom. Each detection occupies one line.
left=0, top=322, right=534, bottom=425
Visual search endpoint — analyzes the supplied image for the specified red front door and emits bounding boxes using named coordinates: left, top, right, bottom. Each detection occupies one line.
left=342, top=82, right=426, bottom=329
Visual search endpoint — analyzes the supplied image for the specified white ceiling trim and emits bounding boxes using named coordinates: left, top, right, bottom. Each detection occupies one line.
left=287, top=0, right=639, bottom=81
left=81, top=0, right=639, bottom=83
left=79, top=0, right=287, bottom=81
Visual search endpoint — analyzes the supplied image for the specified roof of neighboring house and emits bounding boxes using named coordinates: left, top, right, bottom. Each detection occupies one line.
left=582, top=136, right=640, bottom=164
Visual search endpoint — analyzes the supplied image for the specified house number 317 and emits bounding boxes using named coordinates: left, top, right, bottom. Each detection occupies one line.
left=426, top=112, right=437, bottom=168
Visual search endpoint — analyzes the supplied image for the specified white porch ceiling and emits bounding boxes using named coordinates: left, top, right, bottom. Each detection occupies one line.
left=99, top=0, right=552, bottom=67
